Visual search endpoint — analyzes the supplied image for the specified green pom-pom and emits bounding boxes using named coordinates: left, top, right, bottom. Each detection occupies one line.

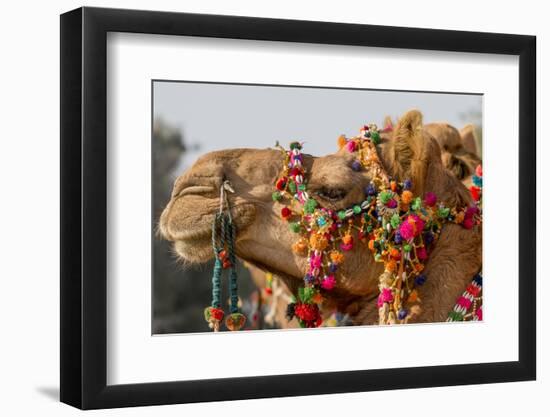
left=411, top=197, right=422, bottom=211
left=374, top=253, right=382, bottom=261
left=379, top=191, right=392, bottom=204
left=390, top=213, right=401, bottom=229
left=353, top=205, right=362, bottom=214
left=272, top=191, right=282, bottom=201
left=300, top=287, right=316, bottom=303
left=371, top=131, right=380, bottom=145
left=290, top=222, right=301, bottom=233
left=298, top=184, right=306, bottom=191
left=288, top=181, right=297, bottom=194
left=338, top=210, right=346, bottom=220
left=304, top=198, right=318, bottom=214
left=438, top=207, right=450, bottom=218
left=366, top=224, right=373, bottom=233
left=289, top=141, right=302, bottom=150
left=404, top=244, right=412, bottom=252
left=204, top=307, right=212, bottom=322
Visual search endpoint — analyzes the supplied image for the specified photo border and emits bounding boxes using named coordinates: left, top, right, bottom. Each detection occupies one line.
left=60, top=6, right=536, bottom=409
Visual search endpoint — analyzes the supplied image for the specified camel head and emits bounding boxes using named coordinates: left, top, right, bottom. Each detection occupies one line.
left=159, top=110, right=473, bottom=308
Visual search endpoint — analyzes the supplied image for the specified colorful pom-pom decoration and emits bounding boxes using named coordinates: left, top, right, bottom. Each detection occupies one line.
left=269, top=123, right=482, bottom=328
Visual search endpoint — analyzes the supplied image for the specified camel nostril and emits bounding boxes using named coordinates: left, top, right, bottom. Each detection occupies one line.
left=176, top=185, right=216, bottom=198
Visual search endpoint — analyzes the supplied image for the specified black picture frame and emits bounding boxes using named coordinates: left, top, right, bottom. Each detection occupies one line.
left=60, top=6, right=536, bottom=410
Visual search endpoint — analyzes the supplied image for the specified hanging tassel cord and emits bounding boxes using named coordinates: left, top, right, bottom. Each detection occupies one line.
left=226, top=218, right=240, bottom=314
left=205, top=180, right=247, bottom=331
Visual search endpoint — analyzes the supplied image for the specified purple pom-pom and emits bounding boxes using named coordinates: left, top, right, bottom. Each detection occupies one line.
left=415, top=274, right=427, bottom=286
left=403, top=179, right=412, bottom=190
left=351, top=160, right=362, bottom=171
left=394, top=230, right=402, bottom=244
left=365, top=183, right=377, bottom=196
left=424, top=232, right=434, bottom=245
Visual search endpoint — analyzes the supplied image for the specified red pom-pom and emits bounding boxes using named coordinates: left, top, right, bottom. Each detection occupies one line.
left=281, top=207, right=292, bottom=219
left=275, top=177, right=287, bottom=191
left=210, top=307, right=224, bottom=321
left=463, top=217, right=474, bottom=229
left=470, top=186, right=480, bottom=201
left=294, top=303, right=322, bottom=327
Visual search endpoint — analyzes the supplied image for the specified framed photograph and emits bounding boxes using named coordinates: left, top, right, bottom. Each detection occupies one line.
left=60, top=6, right=536, bottom=409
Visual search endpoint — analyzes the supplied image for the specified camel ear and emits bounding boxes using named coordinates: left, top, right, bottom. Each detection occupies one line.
left=460, top=124, right=478, bottom=155
left=386, top=109, right=442, bottom=196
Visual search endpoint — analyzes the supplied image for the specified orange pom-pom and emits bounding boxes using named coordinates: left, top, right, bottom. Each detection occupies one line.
left=312, top=292, right=324, bottom=304
left=342, top=234, right=353, bottom=245
left=310, top=234, right=328, bottom=251
left=408, top=290, right=419, bottom=303
left=368, top=239, right=375, bottom=251
left=292, top=239, right=308, bottom=255
left=401, top=190, right=413, bottom=205
left=337, top=135, right=347, bottom=149
left=385, top=259, right=397, bottom=273
left=330, top=251, right=344, bottom=264
left=390, top=181, right=397, bottom=192
left=390, top=247, right=401, bottom=259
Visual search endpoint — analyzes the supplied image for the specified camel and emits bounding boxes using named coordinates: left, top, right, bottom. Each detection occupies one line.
left=159, top=110, right=482, bottom=327
left=423, top=123, right=481, bottom=185
left=384, top=117, right=481, bottom=185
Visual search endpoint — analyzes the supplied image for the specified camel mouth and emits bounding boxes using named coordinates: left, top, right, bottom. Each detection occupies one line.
left=160, top=196, right=257, bottom=264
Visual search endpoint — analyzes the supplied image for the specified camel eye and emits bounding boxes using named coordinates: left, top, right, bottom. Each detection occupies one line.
left=316, top=187, right=347, bottom=202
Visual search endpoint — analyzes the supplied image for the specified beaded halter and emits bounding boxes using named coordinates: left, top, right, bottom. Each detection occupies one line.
left=273, top=124, right=483, bottom=327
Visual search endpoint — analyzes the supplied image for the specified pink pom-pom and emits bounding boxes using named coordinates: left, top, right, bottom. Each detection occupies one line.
left=340, top=243, right=354, bottom=251
left=400, top=214, right=425, bottom=240
left=416, top=246, right=427, bottom=260
left=377, top=288, right=394, bottom=307
left=387, top=199, right=398, bottom=209
left=310, top=254, right=322, bottom=269
left=399, top=221, right=415, bottom=240
left=345, top=140, right=356, bottom=153
left=424, top=192, right=437, bottom=207
left=321, top=275, right=336, bottom=290
left=465, top=206, right=479, bottom=219
left=457, top=296, right=473, bottom=310
left=475, top=307, right=483, bottom=321
left=463, top=217, right=474, bottom=229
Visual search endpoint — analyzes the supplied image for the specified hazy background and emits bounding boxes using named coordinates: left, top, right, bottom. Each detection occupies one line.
left=152, top=80, right=482, bottom=334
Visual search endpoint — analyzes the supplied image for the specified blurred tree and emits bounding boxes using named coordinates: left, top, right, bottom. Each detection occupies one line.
left=152, top=118, right=259, bottom=333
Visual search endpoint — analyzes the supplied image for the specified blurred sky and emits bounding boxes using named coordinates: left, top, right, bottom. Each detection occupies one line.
left=153, top=81, right=482, bottom=171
